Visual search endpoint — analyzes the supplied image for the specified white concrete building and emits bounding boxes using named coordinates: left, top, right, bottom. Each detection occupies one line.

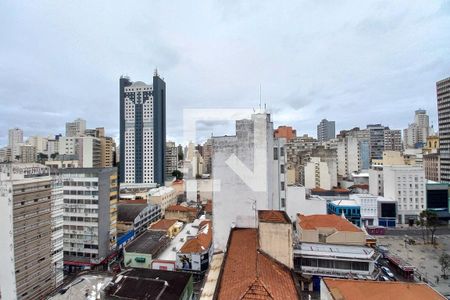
left=61, top=168, right=118, bottom=269
left=58, top=136, right=77, bottom=155
left=285, top=185, right=327, bottom=221
left=0, top=164, right=63, bottom=299
left=65, top=118, right=86, bottom=137
left=8, top=128, right=24, bottom=158
left=404, top=109, right=431, bottom=148
left=383, top=165, right=426, bottom=224
left=27, top=136, right=48, bottom=153
left=148, top=186, right=177, bottom=214
left=212, top=112, right=283, bottom=250
left=304, top=157, right=336, bottom=190
left=337, top=136, right=360, bottom=177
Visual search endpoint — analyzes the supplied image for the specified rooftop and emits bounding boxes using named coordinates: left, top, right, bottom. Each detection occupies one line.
left=323, top=278, right=445, bottom=300
left=104, top=268, right=192, bottom=300
left=157, top=220, right=200, bottom=261
left=258, top=210, right=291, bottom=224
left=125, top=231, right=169, bottom=255
left=298, top=214, right=362, bottom=233
left=149, top=219, right=179, bottom=231
left=294, top=242, right=375, bottom=260
left=117, top=203, right=147, bottom=222
left=179, top=220, right=212, bottom=253
left=166, top=204, right=197, bottom=213
left=216, top=228, right=299, bottom=300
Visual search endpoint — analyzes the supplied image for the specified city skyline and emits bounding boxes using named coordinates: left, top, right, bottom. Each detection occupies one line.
left=1, top=1, right=450, bottom=145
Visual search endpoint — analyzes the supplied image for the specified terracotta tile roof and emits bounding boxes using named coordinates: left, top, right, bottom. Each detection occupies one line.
left=165, top=205, right=197, bottom=212
left=149, top=219, right=178, bottom=231
left=217, top=228, right=299, bottom=300
left=258, top=210, right=291, bottom=224
left=332, top=187, right=350, bottom=193
left=311, top=187, right=327, bottom=193
left=350, top=184, right=369, bottom=189
left=323, top=278, right=445, bottom=300
left=179, top=220, right=212, bottom=253
left=119, top=199, right=148, bottom=204
left=298, top=214, right=362, bottom=232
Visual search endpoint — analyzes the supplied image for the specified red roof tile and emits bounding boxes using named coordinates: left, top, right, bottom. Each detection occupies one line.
left=298, top=214, right=362, bottom=232
left=149, top=219, right=178, bottom=231
left=323, top=278, right=445, bottom=300
left=258, top=210, right=291, bottom=224
left=179, top=220, right=212, bottom=253
left=165, top=205, right=197, bottom=212
left=217, top=228, right=299, bottom=300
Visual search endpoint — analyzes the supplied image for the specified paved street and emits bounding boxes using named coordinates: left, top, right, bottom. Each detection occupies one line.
left=386, top=226, right=450, bottom=237
left=378, top=234, right=450, bottom=297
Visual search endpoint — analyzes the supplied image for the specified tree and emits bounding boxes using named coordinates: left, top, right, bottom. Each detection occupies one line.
left=171, top=170, right=184, bottom=180
left=439, top=252, right=450, bottom=279
left=416, top=213, right=426, bottom=244
left=426, top=211, right=439, bottom=245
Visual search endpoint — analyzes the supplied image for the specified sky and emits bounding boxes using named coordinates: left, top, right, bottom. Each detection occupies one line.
left=0, top=0, right=449, bottom=146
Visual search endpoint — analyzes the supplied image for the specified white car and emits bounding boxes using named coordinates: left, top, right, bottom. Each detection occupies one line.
left=381, top=266, right=395, bottom=279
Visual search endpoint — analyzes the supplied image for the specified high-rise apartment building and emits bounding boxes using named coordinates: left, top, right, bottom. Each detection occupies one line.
left=65, top=118, right=86, bottom=137
left=119, top=72, right=166, bottom=185
left=19, top=144, right=36, bottom=163
left=27, top=136, right=48, bottom=153
left=60, top=168, right=118, bottom=270
left=438, top=77, right=450, bottom=182
left=165, top=141, right=178, bottom=178
left=317, top=119, right=335, bottom=142
left=202, top=139, right=213, bottom=175
left=8, top=128, right=24, bottom=158
left=0, top=164, right=63, bottom=300
left=367, top=124, right=387, bottom=161
left=384, top=129, right=402, bottom=151
left=404, top=109, right=431, bottom=149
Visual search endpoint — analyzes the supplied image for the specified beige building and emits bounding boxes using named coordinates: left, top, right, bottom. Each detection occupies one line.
left=19, top=144, right=36, bottom=163
left=165, top=205, right=198, bottom=223
left=258, top=210, right=293, bottom=268
left=148, top=186, right=177, bottom=214
left=296, top=214, right=365, bottom=245
left=149, top=219, right=183, bottom=238
left=0, top=164, right=62, bottom=300
left=424, top=152, right=440, bottom=182
left=372, top=150, right=405, bottom=167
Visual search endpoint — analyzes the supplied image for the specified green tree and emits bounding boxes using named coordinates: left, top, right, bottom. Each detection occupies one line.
left=171, top=170, right=184, bottom=180
left=439, top=252, right=450, bottom=279
left=416, top=213, right=426, bottom=244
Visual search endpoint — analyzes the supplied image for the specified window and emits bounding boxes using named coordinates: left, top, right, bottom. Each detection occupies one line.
left=273, top=148, right=278, bottom=160
left=280, top=165, right=285, bottom=174
left=281, top=182, right=285, bottom=191
left=281, top=198, right=286, bottom=208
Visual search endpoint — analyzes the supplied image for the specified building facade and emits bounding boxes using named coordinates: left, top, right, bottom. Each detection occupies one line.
left=383, top=165, right=426, bottom=224
left=8, top=128, right=24, bottom=158
left=317, top=119, right=335, bottom=143
left=438, top=77, right=450, bottom=182
left=119, top=73, right=166, bottom=185
left=0, top=164, right=63, bottom=300
left=384, top=129, right=402, bottom=151
left=65, top=118, right=86, bottom=137
left=61, top=167, right=118, bottom=269
left=165, top=141, right=178, bottom=178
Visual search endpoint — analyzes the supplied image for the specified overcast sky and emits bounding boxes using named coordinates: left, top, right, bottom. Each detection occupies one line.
left=1, top=0, right=449, bottom=146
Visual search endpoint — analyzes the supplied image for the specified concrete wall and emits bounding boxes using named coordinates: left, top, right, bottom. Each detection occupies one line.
left=259, top=222, right=293, bottom=268
left=212, top=113, right=276, bottom=251
left=286, top=186, right=327, bottom=221
left=326, top=231, right=366, bottom=245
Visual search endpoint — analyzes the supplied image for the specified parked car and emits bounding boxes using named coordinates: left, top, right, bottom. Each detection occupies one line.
left=379, top=275, right=390, bottom=281
left=381, top=266, right=395, bottom=279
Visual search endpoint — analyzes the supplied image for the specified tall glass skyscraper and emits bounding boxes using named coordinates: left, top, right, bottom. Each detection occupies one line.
left=119, top=71, right=166, bottom=185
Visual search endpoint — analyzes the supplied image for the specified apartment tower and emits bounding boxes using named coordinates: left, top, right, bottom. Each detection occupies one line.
left=119, top=71, right=166, bottom=185
left=438, top=77, right=450, bottom=182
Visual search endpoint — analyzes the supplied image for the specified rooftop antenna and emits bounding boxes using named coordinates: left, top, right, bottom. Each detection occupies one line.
left=259, top=84, right=262, bottom=111
left=154, top=68, right=158, bottom=77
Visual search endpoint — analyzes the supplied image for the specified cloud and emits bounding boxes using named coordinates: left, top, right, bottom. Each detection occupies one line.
left=0, top=0, right=449, bottom=146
